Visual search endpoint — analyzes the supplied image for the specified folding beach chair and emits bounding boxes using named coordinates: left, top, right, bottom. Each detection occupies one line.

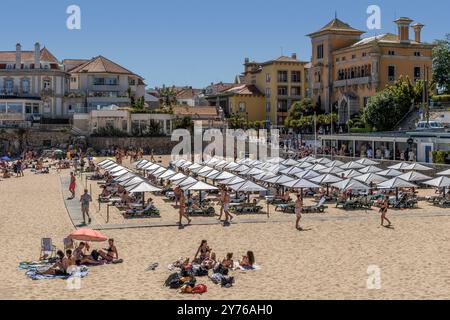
left=40, top=238, right=56, bottom=260
left=63, top=237, right=74, bottom=251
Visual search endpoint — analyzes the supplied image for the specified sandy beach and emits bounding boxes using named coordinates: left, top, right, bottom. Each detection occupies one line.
left=2, top=157, right=450, bottom=300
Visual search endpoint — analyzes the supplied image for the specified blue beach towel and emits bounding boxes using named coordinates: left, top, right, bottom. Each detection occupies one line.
left=25, top=266, right=89, bottom=281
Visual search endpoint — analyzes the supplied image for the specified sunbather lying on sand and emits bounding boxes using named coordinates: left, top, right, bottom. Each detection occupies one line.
left=240, top=251, right=255, bottom=269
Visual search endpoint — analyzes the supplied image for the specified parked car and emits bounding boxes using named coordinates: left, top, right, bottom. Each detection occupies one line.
left=416, top=120, right=445, bottom=130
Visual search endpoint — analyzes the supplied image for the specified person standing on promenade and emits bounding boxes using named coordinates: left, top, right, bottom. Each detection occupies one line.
left=223, top=189, right=234, bottom=223
left=68, top=172, right=76, bottom=199
left=80, top=189, right=92, bottom=225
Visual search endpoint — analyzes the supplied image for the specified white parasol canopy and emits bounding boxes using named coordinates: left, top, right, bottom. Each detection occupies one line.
left=129, top=182, right=161, bottom=193
left=229, top=180, right=267, bottom=192
left=204, top=169, right=221, bottom=179
left=377, top=177, right=417, bottom=189
left=136, top=160, right=149, bottom=169
left=354, top=173, right=388, bottom=184
left=295, top=170, right=320, bottom=180
left=265, top=175, right=295, bottom=185
left=174, top=177, right=198, bottom=187
left=358, top=165, right=383, bottom=174
left=108, top=165, right=126, bottom=173
left=319, top=166, right=344, bottom=174
left=356, top=158, right=379, bottom=166
left=282, top=179, right=320, bottom=189
left=397, top=171, right=432, bottom=182
left=340, top=161, right=365, bottom=170
left=341, top=169, right=362, bottom=179
left=388, top=162, right=410, bottom=170
left=423, top=176, right=450, bottom=188
left=331, top=179, right=369, bottom=191
left=403, top=163, right=433, bottom=171
left=314, top=158, right=332, bottom=165
left=310, top=174, right=343, bottom=184
left=437, top=169, right=450, bottom=176
left=326, top=160, right=345, bottom=168
left=280, top=166, right=304, bottom=176
left=159, top=169, right=177, bottom=180
left=219, top=176, right=246, bottom=186
left=378, top=169, right=402, bottom=177
left=214, top=172, right=236, bottom=181
left=122, top=177, right=146, bottom=187
left=214, top=160, right=229, bottom=170
left=116, top=172, right=137, bottom=183
left=111, top=169, right=130, bottom=177
left=224, top=162, right=240, bottom=170
left=282, top=159, right=300, bottom=166
left=185, top=181, right=218, bottom=191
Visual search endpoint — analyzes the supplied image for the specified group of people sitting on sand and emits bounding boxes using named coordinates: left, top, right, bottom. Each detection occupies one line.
left=38, top=239, right=120, bottom=276
left=180, top=240, right=256, bottom=271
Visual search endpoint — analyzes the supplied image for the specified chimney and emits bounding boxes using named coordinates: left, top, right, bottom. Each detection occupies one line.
left=394, top=17, right=413, bottom=43
left=15, top=43, right=22, bottom=69
left=412, top=23, right=424, bottom=43
left=34, top=42, right=41, bottom=69
left=291, top=53, right=297, bottom=60
left=244, top=57, right=249, bottom=64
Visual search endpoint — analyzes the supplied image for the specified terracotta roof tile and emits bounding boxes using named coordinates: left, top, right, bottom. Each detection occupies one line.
left=69, top=55, right=141, bottom=77
left=173, top=106, right=219, bottom=117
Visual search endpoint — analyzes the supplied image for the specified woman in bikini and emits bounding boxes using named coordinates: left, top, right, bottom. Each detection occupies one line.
left=221, top=253, right=234, bottom=269
left=240, top=251, right=255, bottom=269
left=380, top=196, right=392, bottom=227
left=194, top=240, right=211, bottom=263
left=98, top=239, right=118, bottom=262
left=69, top=172, right=76, bottom=199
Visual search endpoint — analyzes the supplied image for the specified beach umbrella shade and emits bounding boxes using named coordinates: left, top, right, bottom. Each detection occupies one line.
left=122, top=177, right=146, bottom=187
left=295, top=170, right=320, bottom=180
left=253, top=172, right=277, bottom=181
left=280, top=166, right=304, bottom=176
left=377, top=177, right=417, bottom=200
left=152, top=167, right=167, bottom=178
left=354, top=173, right=388, bottom=184
left=159, top=169, right=177, bottom=180
left=340, top=161, right=365, bottom=170
left=108, top=165, right=126, bottom=173
left=378, top=169, right=403, bottom=177
left=356, top=158, right=379, bottom=166
left=204, top=169, right=221, bottom=179
left=129, top=182, right=161, bottom=193
left=397, top=171, right=432, bottom=182
left=282, top=159, right=300, bottom=166
left=69, top=229, right=107, bottom=242
left=314, top=158, right=332, bottom=165
left=180, top=161, right=193, bottom=169
left=204, top=158, right=221, bottom=166
left=265, top=175, right=295, bottom=185
left=282, top=178, right=320, bottom=199
left=247, top=168, right=264, bottom=176
left=142, top=162, right=158, bottom=170
left=358, top=165, right=383, bottom=174
left=172, top=159, right=187, bottom=167
left=331, top=179, right=370, bottom=191
left=319, top=166, right=344, bottom=174
left=188, top=163, right=203, bottom=172
left=229, top=180, right=267, bottom=193
left=438, top=169, right=450, bottom=176
left=326, top=160, right=345, bottom=168
left=309, top=164, right=328, bottom=172
left=388, top=162, right=411, bottom=170
left=197, top=166, right=214, bottom=175
left=424, top=176, right=450, bottom=199
left=403, top=163, right=433, bottom=171
left=116, top=172, right=137, bottom=183
left=169, top=173, right=187, bottom=181
left=185, top=181, right=218, bottom=191
left=111, top=169, right=130, bottom=177
left=97, top=159, right=113, bottom=167
left=310, top=174, right=343, bottom=185
left=341, top=169, right=362, bottom=179
left=310, top=174, right=342, bottom=195
left=224, top=162, right=240, bottom=170
left=103, top=163, right=119, bottom=170
left=214, top=160, right=229, bottom=170
left=296, top=162, right=313, bottom=169
left=299, top=156, right=316, bottom=163
left=219, top=176, right=246, bottom=186
left=135, top=160, right=150, bottom=169
left=234, top=165, right=250, bottom=173
left=215, top=172, right=236, bottom=181
left=175, top=177, right=198, bottom=187
left=267, top=157, right=284, bottom=164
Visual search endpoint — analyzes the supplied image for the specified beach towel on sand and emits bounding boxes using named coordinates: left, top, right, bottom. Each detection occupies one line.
left=18, top=261, right=53, bottom=271
left=233, top=262, right=261, bottom=271
left=25, top=266, right=89, bottom=281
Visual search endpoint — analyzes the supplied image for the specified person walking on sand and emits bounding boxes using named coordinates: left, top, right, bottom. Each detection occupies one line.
left=380, top=196, right=392, bottom=227
left=218, top=187, right=226, bottom=221
left=178, top=192, right=192, bottom=226
left=223, top=189, right=234, bottom=223
left=68, top=172, right=76, bottom=199
left=295, top=194, right=303, bottom=231
left=80, top=189, right=92, bottom=225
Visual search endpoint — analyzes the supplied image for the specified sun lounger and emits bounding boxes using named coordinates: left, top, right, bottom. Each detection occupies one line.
left=232, top=203, right=263, bottom=214
left=303, top=197, right=328, bottom=213
left=187, top=206, right=215, bottom=217
left=124, top=204, right=160, bottom=218
left=275, top=202, right=295, bottom=213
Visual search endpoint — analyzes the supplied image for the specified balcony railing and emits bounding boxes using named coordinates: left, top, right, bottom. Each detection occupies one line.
left=334, top=76, right=371, bottom=88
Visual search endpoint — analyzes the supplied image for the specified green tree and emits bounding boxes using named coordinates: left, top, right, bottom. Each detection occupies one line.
left=160, top=86, right=178, bottom=108
left=227, top=114, right=246, bottom=129
left=174, top=116, right=194, bottom=131
left=362, top=90, right=399, bottom=131
left=433, top=34, right=450, bottom=94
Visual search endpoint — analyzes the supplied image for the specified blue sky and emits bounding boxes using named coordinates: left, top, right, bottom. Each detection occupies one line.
left=2, top=0, right=448, bottom=88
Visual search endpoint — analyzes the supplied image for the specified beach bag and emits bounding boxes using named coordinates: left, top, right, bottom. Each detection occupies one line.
left=180, top=284, right=193, bottom=294
left=221, top=276, right=235, bottom=288
left=210, top=273, right=224, bottom=285
left=192, top=284, right=208, bottom=294
left=165, top=272, right=182, bottom=289
left=193, top=266, right=209, bottom=277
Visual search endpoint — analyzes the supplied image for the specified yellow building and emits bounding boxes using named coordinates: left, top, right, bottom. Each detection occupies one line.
left=308, top=17, right=434, bottom=124
left=207, top=54, right=309, bottom=127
